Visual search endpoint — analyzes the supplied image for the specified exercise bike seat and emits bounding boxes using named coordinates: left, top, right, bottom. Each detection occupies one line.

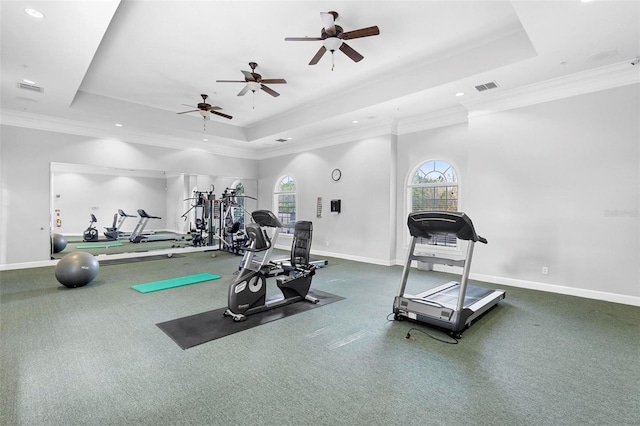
left=244, top=223, right=270, bottom=252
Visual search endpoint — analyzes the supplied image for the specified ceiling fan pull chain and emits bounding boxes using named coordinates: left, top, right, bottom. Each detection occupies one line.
left=332, top=52, right=335, bottom=71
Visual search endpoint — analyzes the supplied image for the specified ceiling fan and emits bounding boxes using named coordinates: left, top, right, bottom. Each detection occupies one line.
left=216, top=62, right=287, bottom=98
left=177, top=94, right=232, bottom=129
left=285, top=11, right=380, bottom=70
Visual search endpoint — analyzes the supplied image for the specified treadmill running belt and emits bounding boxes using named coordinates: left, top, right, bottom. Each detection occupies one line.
left=427, top=285, right=495, bottom=309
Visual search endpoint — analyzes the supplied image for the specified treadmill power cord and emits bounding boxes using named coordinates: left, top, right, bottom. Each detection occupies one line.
left=405, top=327, right=458, bottom=345
left=387, top=313, right=459, bottom=344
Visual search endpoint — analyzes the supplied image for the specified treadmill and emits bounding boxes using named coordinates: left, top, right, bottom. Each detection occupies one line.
left=393, top=211, right=505, bottom=338
left=129, top=209, right=177, bottom=243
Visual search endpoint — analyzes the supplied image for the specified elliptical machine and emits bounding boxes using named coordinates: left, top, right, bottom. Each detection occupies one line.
left=224, top=210, right=318, bottom=322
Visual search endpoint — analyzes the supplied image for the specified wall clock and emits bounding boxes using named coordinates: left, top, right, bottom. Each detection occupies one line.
left=331, top=168, right=342, bottom=181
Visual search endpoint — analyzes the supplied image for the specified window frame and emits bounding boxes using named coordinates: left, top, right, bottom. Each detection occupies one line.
left=273, top=175, right=297, bottom=235
left=405, top=159, right=462, bottom=254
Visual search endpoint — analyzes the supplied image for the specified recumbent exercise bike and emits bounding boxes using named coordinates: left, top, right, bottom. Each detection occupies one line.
left=224, top=210, right=318, bottom=322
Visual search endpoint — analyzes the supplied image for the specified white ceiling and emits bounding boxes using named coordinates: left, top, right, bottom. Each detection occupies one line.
left=2, top=0, right=639, bottom=158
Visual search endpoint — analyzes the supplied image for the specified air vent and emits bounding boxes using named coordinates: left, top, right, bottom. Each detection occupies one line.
left=275, top=138, right=288, bottom=143
left=474, top=81, right=499, bottom=92
left=18, top=82, right=44, bottom=93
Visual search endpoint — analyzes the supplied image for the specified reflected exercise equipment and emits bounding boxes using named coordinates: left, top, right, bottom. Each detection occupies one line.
left=181, top=187, right=217, bottom=247
left=129, top=209, right=179, bottom=243
left=104, top=209, right=138, bottom=241
left=215, top=188, right=255, bottom=255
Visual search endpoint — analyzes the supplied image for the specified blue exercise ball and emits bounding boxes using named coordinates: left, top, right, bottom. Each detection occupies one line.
left=51, top=233, right=67, bottom=253
left=55, top=252, right=99, bottom=288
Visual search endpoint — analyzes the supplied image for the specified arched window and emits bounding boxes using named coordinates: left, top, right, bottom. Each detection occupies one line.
left=274, top=175, right=296, bottom=234
left=408, top=160, right=458, bottom=247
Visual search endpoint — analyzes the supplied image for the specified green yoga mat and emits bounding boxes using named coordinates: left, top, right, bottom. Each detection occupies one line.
left=131, top=273, right=221, bottom=294
left=77, top=242, right=124, bottom=249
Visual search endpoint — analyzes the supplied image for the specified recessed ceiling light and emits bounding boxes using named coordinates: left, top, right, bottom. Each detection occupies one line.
left=22, top=78, right=37, bottom=85
left=352, top=120, right=359, bottom=124
left=287, top=137, right=293, bottom=140
left=24, top=8, right=45, bottom=18
left=115, top=123, right=123, bottom=127
left=455, top=92, right=465, bottom=97
left=203, top=138, right=209, bottom=142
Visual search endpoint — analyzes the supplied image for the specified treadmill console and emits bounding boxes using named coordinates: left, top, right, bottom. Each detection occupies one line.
left=407, top=211, right=486, bottom=243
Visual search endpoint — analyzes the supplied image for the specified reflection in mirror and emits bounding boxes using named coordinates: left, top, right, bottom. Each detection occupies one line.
left=50, top=163, right=258, bottom=259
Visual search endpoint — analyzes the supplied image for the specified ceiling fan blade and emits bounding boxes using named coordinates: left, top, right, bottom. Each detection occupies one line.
left=208, top=106, right=222, bottom=111
left=177, top=110, right=199, bottom=114
left=342, top=26, right=380, bottom=40
left=260, top=84, right=280, bottom=97
left=260, top=78, right=287, bottom=84
left=309, top=46, right=327, bottom=65
left=339, top=42, right=364, bottom=62
left=211, top=110, right=233, bottom=120
left=284, top=37, right=323, bottom=41
left=216, top=80, right=245, bottom=83
left=241, top=70, right=256, bottom=82
left=237, top=86, right=250, bottom=96
left=320, top=12, right=336, bottom=35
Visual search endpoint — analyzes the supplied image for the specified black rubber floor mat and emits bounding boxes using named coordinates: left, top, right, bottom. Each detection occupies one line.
left=156, top=289, right=345, bottom=349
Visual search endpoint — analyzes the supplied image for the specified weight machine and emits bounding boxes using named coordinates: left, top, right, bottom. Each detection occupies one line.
left=215, top=187, right=256, bottom=255
left=181, top=187, right=217, bottom=247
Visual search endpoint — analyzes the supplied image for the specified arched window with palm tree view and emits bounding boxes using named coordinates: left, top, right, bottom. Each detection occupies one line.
left=273, top=175, right=297, bottom=234
left=407, top=160, right=459, bottom=247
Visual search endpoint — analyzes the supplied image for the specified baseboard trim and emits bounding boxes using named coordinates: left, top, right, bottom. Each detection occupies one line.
left=470, top=272, right=640, bottom=307
left=0, top=246, right=214, bottom=272
left=416, top=262, right=640, bottom=307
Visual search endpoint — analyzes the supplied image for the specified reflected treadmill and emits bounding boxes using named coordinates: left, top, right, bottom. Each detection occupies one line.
left=393, top=211, right=505, bottom=338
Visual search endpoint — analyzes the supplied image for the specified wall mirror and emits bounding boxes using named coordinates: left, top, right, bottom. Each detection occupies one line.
left=50, top=162, right=258, bottom=259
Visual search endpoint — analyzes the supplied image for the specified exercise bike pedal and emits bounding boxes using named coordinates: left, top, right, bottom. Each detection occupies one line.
left=223, top=309, right=246, bottom=322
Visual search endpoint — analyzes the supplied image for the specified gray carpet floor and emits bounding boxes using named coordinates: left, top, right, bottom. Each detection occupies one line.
left=1, top=250, right=639, bottom=425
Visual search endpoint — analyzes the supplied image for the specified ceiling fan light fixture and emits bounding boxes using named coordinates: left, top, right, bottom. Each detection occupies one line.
left=24, top=8, right=45, bottom=18
left=323, top=37, right=343, bottom=52
left=247, top=81, right=261, bottom=92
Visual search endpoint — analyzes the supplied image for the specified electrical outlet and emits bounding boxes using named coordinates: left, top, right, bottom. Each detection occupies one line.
left=542, top=266, right=549, bottom=275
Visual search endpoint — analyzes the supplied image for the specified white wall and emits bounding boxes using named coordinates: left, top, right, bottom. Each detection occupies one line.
left=53, top=171, right=169, bottom=235
left=0, top=126, right=258, bottom=265
left=465, top=85, right=639, bottom=300
left=258, top=135, right=395, bottom=264
left=396, top=84, right=639, bottom=302
left=2, top=84, right=638, bottom=304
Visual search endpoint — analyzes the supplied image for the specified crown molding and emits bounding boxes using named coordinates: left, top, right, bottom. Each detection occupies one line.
left=0, top=109, right=259, bottom=160
left=462, top=61, right=640, bottom=118
left=3, top=61, right=638, bottom=160
left=258, top=118, right=398, bottom=159
left=396, top=106, right=469, bottom=135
